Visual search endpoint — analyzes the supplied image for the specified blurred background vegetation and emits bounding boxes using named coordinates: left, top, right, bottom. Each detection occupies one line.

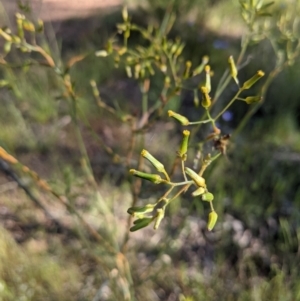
left=0, top=0, right=300, bottom=300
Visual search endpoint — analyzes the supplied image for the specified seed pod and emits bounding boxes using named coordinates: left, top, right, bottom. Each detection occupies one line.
left=242, top=70, right=265, bottom=90
left=207, top=211, right=218, bottom=231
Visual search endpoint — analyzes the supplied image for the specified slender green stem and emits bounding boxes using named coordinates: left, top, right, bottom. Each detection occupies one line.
left=213, top=69, right=229, bottom=101
left=162, top=170, right=171, bottom=182
left=210, top=152, right=222, bottom=162
left=214, top=88, right=244, bottom=121
left=169, top=180, right=194, bottom=187
left=213, top=74, right=232, bottom=103
left=181, top=160, right=188, bottom=182
left=206, top=109, right=216, bottom=128
left=168, top=183, right=191, bottom=204
left=237, top=34, right=250, bottom=65
left=158, top=186, right=175, bottom=202
left=188, top=119, right=211, bottom=125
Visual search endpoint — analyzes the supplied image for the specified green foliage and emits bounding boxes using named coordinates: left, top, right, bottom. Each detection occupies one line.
left=0, top=0, right=299, bottom=300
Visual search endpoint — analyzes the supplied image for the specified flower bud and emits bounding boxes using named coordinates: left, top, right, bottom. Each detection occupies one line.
left=228, top=56, right=239, bottom=85
left=95, top=50, right=108, bottom=57
left=184, top=167, right=206, bottom=187
left=0, top=28, right=12, bottom=41
left=164, top=76, right=171, bottom=88
left=244, top=96, right=262, bottom=104
left=124, top=28, right=130, bottom=39
left=191, top=187, right=205, bottom=196
left=11, top=35, right=21, bottom=44
left=130, top=217, right=153, bottom=232
left=193, top=55, right=209, bottom=76
left=193, top=90, right=199, bottom=107
left=146, top=61, right=155, bottom=75
left=4, top=42, right=11, bottom=53
left=122, top=6, right=128, bottom=21
left=205, top=65, right=211, bottom=93
left=22, top=20, right=35, bottom=32
left=127, top=204, right=155, bottom=217
left=141, top=150, right=165, bottom=173
left=130, top=169, right=163, bottom=184
left=175, top=43, right=185, bottom=57
left=202, top=192, right=214, bottom=202
left=207, top=211, right=218, bottom=231
left=184, top=61, right=192, bottom=79
left=15, top=14, right=24, bottom=39
left=36, top=19, right=44, bottom=32
left=168, top=110, right=189, bottom=125
left=134, top=64, right=141, bottom=79
left=125, top=66, right=132, bottom=78
left=160, top=64, right=167, bottom=73
left=154, top=208, right=165, bottom=230
left=118, top=47, right=127, bottom=56
left=200, top=86, right=211, bottom=108
left=242, top=70, right=265, bottom=90
left=178, top=130, right=190, bottom=159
